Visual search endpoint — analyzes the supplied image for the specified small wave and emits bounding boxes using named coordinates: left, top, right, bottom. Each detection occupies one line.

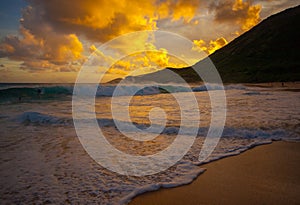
left=76, top=85, right=190, bottom=97
left=14, top=112, right=298, bottom=142
left=243, top=91, right=271, bottom=96
left=192, top=84, right=246, bottom=92
left=14, top=112, right=71, bottom=125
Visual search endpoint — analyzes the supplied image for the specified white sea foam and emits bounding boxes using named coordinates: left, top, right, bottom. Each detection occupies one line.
left=13, top=112, right=296, bottom=141
left=119, top=162, right=206, bottom=205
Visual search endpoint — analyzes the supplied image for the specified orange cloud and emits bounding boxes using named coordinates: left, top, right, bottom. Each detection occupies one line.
left=0, top=0, right=202, bottom=73
left=56, top=34, right=83, bottom=62
left=27, top=0, right=202, bottom=42
left=158, top=0, right=201, bottom=23
left=210, top=0, right=261, bottom=32
left=242, top=3, right=261, bottom=31
left=233, top=0, right=261, bottom=31
left=108, top=51, right=187, bottom=77
left=0, top=26, right=84, bottom=72
left=90, top=40, right=188, bottom=79
left=193, top=37, right=228, bottom=54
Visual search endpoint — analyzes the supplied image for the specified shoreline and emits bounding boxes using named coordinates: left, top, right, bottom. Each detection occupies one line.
left=129, top=141, right=300, bottom=205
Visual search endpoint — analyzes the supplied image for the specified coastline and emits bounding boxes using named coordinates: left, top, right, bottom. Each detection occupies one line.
left=129, top=141, right=300, bottom=205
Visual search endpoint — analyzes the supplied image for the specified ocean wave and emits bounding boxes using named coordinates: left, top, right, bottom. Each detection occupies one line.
left=14, top=112, right=71, bottom=125
left=0, top=84, right=249, bottom=103
left=192, top=84, right=246, bottom=92
left=0, top=85, right=73, bottom=103
left=13, top=112, right=297, bottom=142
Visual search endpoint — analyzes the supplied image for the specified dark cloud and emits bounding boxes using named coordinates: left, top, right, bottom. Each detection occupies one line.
left=209, top=0, right=261, bottom=31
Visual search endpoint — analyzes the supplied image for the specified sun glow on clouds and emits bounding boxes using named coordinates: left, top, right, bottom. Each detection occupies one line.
left=192, top=0, right=261, bottom=54
left=210, top=0, right=262, bottom=32
left=193, top=37, right=228, bottom=55
left=233, top=0, right=261, bottom=32
left=89, top=40, right=189, bottom=81
left=0, top=21, right=84, bottom=72
left=0, top=0, right=279, bottom=82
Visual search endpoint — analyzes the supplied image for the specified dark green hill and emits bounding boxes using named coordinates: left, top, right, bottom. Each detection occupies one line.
left=117, top=6, right=300, bottom=84
left=207, top=5, right=300, bottom=83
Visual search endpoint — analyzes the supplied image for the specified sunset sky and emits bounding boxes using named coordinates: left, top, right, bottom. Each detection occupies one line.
left=0, top=0, right=298, bottom=83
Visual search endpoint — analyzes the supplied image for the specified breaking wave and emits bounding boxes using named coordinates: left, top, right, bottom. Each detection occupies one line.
left=0, top=83, right=249, bottom=103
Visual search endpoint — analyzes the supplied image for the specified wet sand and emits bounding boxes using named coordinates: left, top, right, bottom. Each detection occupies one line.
left=129, top=141, right=300, bottom=205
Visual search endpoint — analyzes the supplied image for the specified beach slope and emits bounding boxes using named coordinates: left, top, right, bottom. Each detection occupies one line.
left=130, top=141, right=300, bottom=205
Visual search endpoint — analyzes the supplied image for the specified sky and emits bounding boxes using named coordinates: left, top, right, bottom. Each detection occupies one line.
left=0, top=0, right=299, bottom=83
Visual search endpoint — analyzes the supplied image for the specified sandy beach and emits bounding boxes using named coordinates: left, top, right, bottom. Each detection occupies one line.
left=130, top=141, right=300, bottom=205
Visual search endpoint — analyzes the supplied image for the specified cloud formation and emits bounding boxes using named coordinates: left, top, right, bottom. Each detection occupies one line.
left=1, top=0, right=298, bottom=82
left=90, top=41, right=188, bottom=80
left=209, top=0, right=261, bottom=32
left=0, top=0, right=202, bottom=73
left=193, top=37, right=228, bottom=54
left=24, top=0, right=202, bottom=42
left=0, top=7, right=85, bottom=72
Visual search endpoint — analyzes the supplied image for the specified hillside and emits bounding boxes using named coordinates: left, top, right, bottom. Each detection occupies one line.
left=118, top=5, right=300, bottom=84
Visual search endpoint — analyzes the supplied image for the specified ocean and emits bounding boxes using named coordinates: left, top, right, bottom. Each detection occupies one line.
left=0, top=83, right=299, bottom=204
